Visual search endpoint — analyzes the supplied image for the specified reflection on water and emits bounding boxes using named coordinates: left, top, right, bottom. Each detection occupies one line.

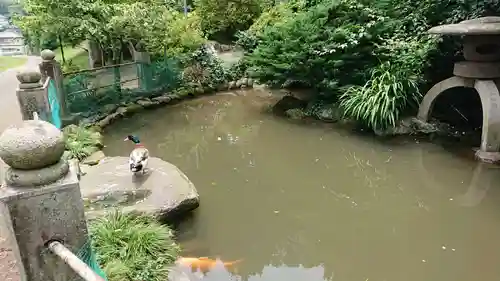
left=169, top=263, right=328, bottom=281
left=83, top=189, right=152, bottom=210
left=103, top=91, right=500, bottom=281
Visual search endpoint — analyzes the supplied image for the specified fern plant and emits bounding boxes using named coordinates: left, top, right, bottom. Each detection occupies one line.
left=63, top=125, right=103, bottom=160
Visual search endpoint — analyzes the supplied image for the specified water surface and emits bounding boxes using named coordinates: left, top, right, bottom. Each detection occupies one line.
left=103, top=90, right=500, bottom=281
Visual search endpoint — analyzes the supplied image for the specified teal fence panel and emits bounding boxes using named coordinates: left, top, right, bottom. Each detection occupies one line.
left=63, top=59, right=182, bottom=117
left=47, top=79, right=62, bottom=129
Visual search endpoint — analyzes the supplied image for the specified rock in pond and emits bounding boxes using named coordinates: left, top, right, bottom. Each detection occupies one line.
left=373, top=117, right=440, bottom=137
left=310, top=103, right=342, bottom=123
left=82, top=151, right=106, bottom=166
left=80, top=156, right=200, bottom=221
left=272, top=95, right=308, bottom=116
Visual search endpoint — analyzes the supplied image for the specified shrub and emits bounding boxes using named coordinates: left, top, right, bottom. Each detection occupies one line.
left=339, top=62, right=421, bottom=130
left=181, top=45, right=227, bottom=90
left=159, top=11, right=206, bottom=56
left=90, top=211, right=180, bottom=281
left=194, top=0, right=264, bottom=37
left=247, top=0, right=307, bottom=36
left=235, top=31, right=259, bottom=53
left=63, top=124, right=103, bottom=160
left=119, top=4, right=206, bottom=57
left=339, top=30, right=439, bottom=130
left=226, top=58, right=251, bottom=81
left=246, top=0, right=393, bottom=95
left=235, top=0, right=310, bottom=52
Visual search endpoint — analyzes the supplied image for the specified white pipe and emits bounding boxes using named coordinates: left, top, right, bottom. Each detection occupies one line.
left=47, top=241, right=106, bottom=281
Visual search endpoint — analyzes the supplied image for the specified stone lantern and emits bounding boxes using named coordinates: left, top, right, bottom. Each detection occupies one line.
left=417, top=17, right=500, bottom=161
left=0, top=119, right=88, bottom=281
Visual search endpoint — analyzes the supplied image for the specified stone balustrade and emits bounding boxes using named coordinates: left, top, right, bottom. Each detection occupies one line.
left=0, top=118, right=89, bottom=281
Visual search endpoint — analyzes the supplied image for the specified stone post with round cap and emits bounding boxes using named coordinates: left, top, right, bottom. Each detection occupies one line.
left=39, top=49, right=66, bottom=117
left=0, top=118, right=88, bottom=281
left=16, top=69, right=52, bottom=122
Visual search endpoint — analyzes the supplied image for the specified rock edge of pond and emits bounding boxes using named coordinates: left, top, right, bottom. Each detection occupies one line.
left=73, top=80, right=257, bottom=130
left=273, top=94, right=475, bottom=138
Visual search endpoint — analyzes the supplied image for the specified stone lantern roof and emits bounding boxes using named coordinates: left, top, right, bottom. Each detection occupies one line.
left=428, top=16, right=500, bottom=35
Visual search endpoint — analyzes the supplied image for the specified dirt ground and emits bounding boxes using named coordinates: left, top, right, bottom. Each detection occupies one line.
left=0, top=241, right=20, bottom=281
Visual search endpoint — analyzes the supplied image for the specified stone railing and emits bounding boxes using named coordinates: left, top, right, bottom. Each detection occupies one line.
left=0, top=118, right=98, bottom=281
left=16, top=49, right=66, bottom=128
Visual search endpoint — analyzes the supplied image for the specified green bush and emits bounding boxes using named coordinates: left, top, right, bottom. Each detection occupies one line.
left=226, top=58, right=251, bottom=81
left=339, top=63, right=420, bottom=130
left=235, top=0, right=307, bottom=52
left=63, top=124, right=103, bottom=160
left=180, top=46, right=227, bottom=90
left=247, top=0, right=307, bottom=37
left=247, top=0, right=393, bottom=94
left=243, top=0, right=451, bottom=130
left=90, top=211, right=180, bottom=281
left=194, top=0, right=265, bottom=37
left=152, top=11, right=206, bottom=56
left=118, top=4, right=206, bottom=58
left=339, top=30, right=439, bottom=130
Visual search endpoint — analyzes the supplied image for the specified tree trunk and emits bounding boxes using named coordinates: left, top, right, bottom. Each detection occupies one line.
left=112, top=45, right=122, bottom=97
left=58, top=35, right=66, bottom=64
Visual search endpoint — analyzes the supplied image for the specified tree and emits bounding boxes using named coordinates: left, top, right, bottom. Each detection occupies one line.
left=17, top=0, right=206, bottom=63
left=194, top=0, right=264, bottom=38
left=14, top=0, right=85, bottom=61
left=111, top=2, right=205, bottom=56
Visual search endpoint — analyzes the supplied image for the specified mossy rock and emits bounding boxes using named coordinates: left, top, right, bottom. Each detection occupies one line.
left=125, top=103, right=144, bottom=114
left=285, top=108, right=307, bottom=120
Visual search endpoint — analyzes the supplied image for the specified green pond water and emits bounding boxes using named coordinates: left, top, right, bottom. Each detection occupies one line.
left=102, top=90, right=500, bottom=281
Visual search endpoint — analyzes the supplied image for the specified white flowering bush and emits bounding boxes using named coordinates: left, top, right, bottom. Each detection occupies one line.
left=246, top=0, right=393, bottom=95
left=243, top=0, right=442, bottom=131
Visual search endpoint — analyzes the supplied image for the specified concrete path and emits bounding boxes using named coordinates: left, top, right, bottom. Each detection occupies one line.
left=0, top=55, right=41, bottom=281
left=0, top=56, right=41, bottom=130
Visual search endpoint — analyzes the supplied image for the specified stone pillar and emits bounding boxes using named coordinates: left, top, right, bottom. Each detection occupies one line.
left=16, top=70, right=51, bottom=121
left=134, top=43, right=153, bottom=91
left=0, top=119, right=88, bottom=281
left=39, top=49, right=66, bottom=117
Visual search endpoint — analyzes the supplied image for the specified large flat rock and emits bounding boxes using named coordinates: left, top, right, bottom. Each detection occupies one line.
left=80, top=156, right=199, bottom=221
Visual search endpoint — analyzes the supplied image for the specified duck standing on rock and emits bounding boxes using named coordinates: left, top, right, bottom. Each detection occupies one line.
left=124, top=135, right=149, bottom=175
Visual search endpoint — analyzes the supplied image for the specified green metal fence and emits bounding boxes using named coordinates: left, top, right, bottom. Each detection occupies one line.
left=63, top=58, right=182, bottom=117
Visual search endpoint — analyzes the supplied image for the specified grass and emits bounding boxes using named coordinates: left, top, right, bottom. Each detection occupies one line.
left=54, top=42, right=90, bottom=70
left=340, top=62, right=421, bottom=131
left=63, top=124, right=103, bottom=160
left=89, top=211, right=181, bottom=281
left=0, top=56, right=27, bottom=72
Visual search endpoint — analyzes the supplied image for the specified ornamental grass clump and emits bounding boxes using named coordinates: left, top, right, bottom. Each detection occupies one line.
left=339, top=62, right=421, bottom=130
left=90, top=211, right=181, bottom=281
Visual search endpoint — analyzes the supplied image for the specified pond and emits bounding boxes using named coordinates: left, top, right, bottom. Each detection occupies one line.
left=102, top=89, right=500, bottom=281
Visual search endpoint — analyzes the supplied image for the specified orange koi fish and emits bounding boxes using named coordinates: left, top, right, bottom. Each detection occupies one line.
left=176, top=257, right=243, bottom=272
